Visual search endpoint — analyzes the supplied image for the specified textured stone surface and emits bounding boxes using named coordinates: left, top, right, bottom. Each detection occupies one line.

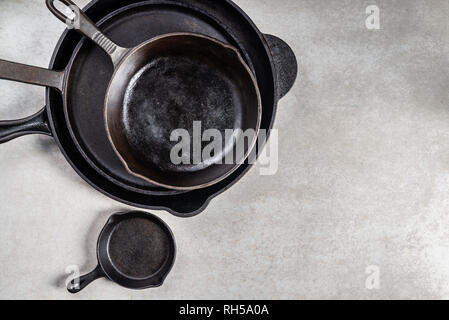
left=1, top=0, right=449, bottom=299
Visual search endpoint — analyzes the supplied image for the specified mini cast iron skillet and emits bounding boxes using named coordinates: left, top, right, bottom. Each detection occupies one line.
left=68, top=211, right=176, bottom=293
left=47, top=0, right=262, bottom=191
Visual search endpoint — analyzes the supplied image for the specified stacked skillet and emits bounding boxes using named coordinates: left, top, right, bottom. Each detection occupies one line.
left=0, top=0, right=297, bottom=217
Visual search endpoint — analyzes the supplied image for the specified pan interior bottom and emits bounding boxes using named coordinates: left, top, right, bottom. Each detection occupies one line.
left=108, top=218, right=171, bottom=279
left=122, top=55, right=239, bottom=173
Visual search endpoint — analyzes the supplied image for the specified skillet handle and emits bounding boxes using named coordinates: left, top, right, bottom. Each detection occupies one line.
left=0, top=108, right=51, bottom=144
left=264, top=34, right=298, bottom=99
left=0, top=60, right=64, bottom=91
left=67, top=265, right=105, bottom=294
left=46, top=0, right=128, bottom=66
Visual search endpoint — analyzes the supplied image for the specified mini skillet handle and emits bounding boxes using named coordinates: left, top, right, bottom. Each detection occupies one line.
left=0, top=108, right=51, bottom=144
left=264, top=34, right=298, bottom=99
left=46, top=0, right=128, bottom=66
left=67, top=265, right=105, bottom=294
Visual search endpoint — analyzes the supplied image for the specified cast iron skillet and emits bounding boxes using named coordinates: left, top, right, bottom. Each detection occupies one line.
left=68, top=211, right=176, bottom=293
left=47, top=0, right=262, bottom=191
left=0, top=0, right=297, bottom=216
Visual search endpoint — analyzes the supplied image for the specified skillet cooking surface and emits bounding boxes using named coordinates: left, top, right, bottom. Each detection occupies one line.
left=108, top=217, right=171, bottom=279
left=123, top=55, right=237, bottom=172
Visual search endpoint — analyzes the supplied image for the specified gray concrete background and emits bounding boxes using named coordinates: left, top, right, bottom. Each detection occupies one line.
left=0, top=0, right=449, bottom=299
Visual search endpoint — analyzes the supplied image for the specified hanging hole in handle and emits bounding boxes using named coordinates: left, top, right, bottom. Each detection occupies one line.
left=46, top=0, right=80, bottom=29
left=67, top=265, right=104, bottom=294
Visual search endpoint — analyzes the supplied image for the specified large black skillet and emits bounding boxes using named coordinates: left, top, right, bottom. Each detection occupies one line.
left=46, top=0, right=262, bottom=191
left=0, top=0, right=297, bottom=216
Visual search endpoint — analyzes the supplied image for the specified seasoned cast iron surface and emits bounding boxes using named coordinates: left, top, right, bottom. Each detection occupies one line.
left=123, top=55, right=236, bottom=172
left=108, top=217, right=170, bottom=279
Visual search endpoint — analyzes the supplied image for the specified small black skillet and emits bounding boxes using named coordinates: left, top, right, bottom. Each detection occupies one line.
left=68, top=211, right=176, bottom=293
